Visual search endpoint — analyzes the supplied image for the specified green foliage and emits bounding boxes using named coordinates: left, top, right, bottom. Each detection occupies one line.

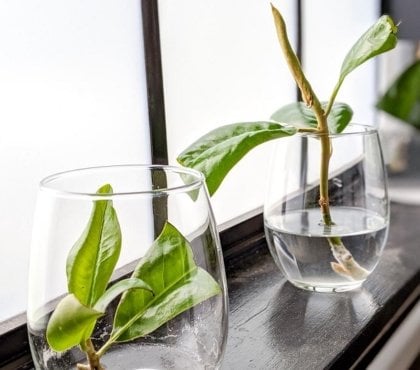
left=327, top=15, right=398, bottom=112
left=339, top=15, right=398, bottom=89
left=46, top=279, right=154, bottom=352
left=46, top=294, right=103, bottom=352
left=177, top=122, right=296, bottom=195
left=377, top=60, right=420, bottom=128
left=66, top=184, right=122, bottom=307
left=46, top=185, right=221, bottom=359
left=112, top=222, right=221, bottom=342
left=177, top=10, right=398, bottom=195
left=271, top=102, right=353, bottom=134
left=94, top=278, right=154, bottom=313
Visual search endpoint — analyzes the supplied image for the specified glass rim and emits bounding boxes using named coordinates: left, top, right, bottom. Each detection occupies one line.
left=295, top=123, right=378, bottom=138
left=39, top=164, right=206, bottom=199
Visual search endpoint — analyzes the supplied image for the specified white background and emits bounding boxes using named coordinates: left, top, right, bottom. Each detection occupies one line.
left=0, top=0, right=380, bottom=321
left=161, top=0, right=380, bottom=226
left=0, top=0, right=150, bottom=321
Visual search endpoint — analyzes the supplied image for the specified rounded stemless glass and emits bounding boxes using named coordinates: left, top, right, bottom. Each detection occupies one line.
left=264, top=124, right=390, bottom=292
left=27, top=165, right=228, bottom=369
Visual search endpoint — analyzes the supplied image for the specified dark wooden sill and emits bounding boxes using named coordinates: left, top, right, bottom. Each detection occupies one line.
left=222, top=201, right=420, bottom=369
left=1, top=202, right=419, bottom=369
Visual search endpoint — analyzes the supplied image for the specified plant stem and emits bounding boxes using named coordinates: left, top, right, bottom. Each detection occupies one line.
left=97, top=337, right=114, bottom=358
left=319, top=135, right=333, bottom=226
left=324, top=79, right=343, bottom=117
left=271, top=4, right=334, bottom=223
left=77, top=339, right=104, bottom=370
left=271, top=4, right=326, bottom=130
left=271, top=4, right=369, bottom=281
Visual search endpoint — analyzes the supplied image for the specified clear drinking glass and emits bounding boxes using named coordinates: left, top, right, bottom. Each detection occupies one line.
left=27, top=165, right=228, bottom=369
left=264, top=124, right=390, bottom=292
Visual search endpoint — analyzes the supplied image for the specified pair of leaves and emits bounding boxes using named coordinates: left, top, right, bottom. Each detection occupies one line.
left=377, top=60, right=420, bottom=128
left=47, top=186, right=221, bottom=353
left=177, top=11, right=397, bottom=197
left=176, top=102, right=351, bottom=196
left=111, top=222, right=221, bottom=342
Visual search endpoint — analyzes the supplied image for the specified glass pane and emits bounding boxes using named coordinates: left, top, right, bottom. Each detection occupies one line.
left=160, top=0, right=298, bottom=225
left=302, top=0, right=380, bottom=125
left=0, top=0, right=150, bottom=321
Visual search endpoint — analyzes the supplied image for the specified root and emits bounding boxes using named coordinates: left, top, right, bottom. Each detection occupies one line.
left=328, top=237, right=369, bottom=280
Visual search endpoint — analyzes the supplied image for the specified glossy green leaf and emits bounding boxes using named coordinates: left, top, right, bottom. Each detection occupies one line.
left=340, top=15, right=397, bottom=83
left=66, top=184, right=122, bottom=307
left=112, top=222, right=221, bottom=342
left=46, top=294, right=103, bottom=352
left=332, top=15, right=397, bottom=102
left=271, top=102, right=353, bottom=134
left=377, top=60, right=420, bottom=128
left=177, top=122, right=296, bottom=195
left=94, top=278, right=154, bottom=313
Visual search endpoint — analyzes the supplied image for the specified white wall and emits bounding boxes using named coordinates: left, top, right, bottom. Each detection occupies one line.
left=0, top=1, right=150, bottom=321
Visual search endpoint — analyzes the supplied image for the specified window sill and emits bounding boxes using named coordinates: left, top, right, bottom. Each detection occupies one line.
left=222, top=201, right=420, bottom=369
left=1, top=202, right=419, bottom=369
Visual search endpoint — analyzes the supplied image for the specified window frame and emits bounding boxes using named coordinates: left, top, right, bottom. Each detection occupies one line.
left=0, top=0, right=304, bottom=367
left=0, top=1, right=167, bottom=367
left=2, top=0, right=401, bottom=365
left=2, top=0, right=411, bottom=367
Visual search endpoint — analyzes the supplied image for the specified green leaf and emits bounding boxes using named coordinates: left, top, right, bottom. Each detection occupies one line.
left=46, top=294, right=103, bottom=352
left=377, top=60, right=420, bottom=128
left=66, top=184, right=122, bottom=307
left=94, top=278, right=154, bottom=313
left=327, top=102, right=354, bottom=133
left=339, top=15, right=398, bottom=85
left=111, top=222, right=221, bottom=342
left=177, top=122, right=296, bottom=195
left=271, top=102, right=353, bottom=134
left=326, top=15, right=397, bottom=113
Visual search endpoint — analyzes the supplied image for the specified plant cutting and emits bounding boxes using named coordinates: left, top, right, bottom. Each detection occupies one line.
left=29, top=178, right=223, bottom=370
left=377, top=58, right=420, bottom=129
left=377, top=57, right=420, bottom=170
left=178, top=5, right=398, bottom=291
left=376, top=56, right=420, bottom=202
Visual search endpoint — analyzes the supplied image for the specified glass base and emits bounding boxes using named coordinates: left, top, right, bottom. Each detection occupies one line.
left=29, top=340, right=221, bottom=370
left=70, top=344, right=219, bottom=370
left=100, top=344, right=208, bottom=370
left=289, top=279, right=363, bottom=293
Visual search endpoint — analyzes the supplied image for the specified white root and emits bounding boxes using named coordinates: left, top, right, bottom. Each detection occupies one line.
left=328, top=238, right=369, bottom=280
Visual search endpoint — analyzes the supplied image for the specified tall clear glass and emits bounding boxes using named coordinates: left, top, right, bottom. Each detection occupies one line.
left=264, top=124, right=390, bottom=292
left=27, top=165, right=228, bottom=369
